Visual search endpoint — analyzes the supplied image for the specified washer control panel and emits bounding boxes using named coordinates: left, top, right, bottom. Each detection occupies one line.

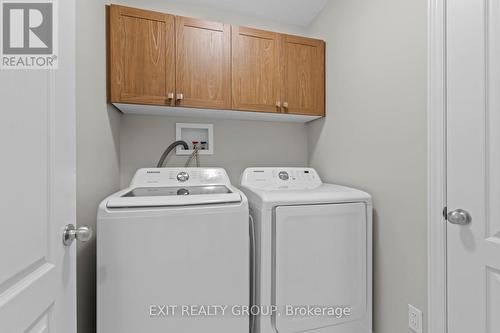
left=241, top=168, right=322, bottom=190
left=176, top=171, right=189, bottom=182
left=130, top=168, right=231, bottom=187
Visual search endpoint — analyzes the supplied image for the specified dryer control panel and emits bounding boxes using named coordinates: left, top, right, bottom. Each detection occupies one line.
left=241, top=168, right=322, bottom=190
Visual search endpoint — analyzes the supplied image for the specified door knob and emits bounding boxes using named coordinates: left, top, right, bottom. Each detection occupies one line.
left=447, top=209, right=472, bottom=225
left=63, top=224, right=93, bottom=246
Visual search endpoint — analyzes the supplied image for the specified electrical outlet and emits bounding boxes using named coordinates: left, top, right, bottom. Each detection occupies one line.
left=408, top=304, right=422, bottom=333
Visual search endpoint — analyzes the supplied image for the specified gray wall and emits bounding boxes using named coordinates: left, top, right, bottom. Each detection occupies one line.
left=76, top=1, right=121, bottom=333
left=120, top=115, right=308, bottom=186
left=306, top=0, right=428, bottom=332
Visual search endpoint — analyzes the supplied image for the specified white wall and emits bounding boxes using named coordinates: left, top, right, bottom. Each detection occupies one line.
left=306, top=0, right=428, bottom=332
left=76, top=1, right=121, bottom=333
left=120, top=115, right=308, bottom=186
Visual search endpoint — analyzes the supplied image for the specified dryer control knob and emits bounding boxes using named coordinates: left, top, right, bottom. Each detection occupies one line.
left=278, top=171, right=289, bottom=181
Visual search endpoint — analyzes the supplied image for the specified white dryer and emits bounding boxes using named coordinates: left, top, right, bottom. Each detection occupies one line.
left=97, top=168, right=249, bottom=333
left=240, top=167, right=372, bottom=333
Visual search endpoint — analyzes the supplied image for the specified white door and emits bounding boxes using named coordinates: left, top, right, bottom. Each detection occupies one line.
left=0, top=0, right=77, bottom=332
left=446, top=0, right=500, bottom=332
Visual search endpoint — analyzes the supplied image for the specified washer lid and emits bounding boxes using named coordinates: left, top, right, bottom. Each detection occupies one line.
left=106, top=187, right=242, bottom=208
left=123, top=185, right=232, bottom=197
left=107, top=168, right=242, bottom=208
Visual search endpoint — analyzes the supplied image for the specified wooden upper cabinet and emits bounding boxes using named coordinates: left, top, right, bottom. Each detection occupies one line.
left=108, top=5, right=326, bottom=118
left=109, top=5, right=175, bottom=105
left=281, top=35, right=325, bottom=116
left=175, top=17, right=231, bottom=109
left=232, top=27, right=281, bottom=113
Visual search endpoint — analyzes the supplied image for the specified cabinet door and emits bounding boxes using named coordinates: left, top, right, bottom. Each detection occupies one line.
left=281, top=35, right=325, bottom=116
left=109, top=5, right=175, bottom=105
left=232, top=27, right=281, bottom=113
left=175, top=17, right=231, bottom=109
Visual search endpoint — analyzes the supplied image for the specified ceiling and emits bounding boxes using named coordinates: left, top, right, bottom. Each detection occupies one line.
left=172, top=0, right=329, bottom=27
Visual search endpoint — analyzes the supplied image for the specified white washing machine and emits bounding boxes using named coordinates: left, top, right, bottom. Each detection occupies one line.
left=97, top=168, right=249, bottom=333
left=240, top=168, right=372, bottom=333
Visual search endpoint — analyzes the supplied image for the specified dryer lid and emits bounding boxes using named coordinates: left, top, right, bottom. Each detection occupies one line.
left=240, top=168, right=371, bottom=207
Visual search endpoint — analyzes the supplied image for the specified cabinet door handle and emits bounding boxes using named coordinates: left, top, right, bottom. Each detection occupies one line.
left=176, top=93, right=184, bottom=101
left=276, top=101, right=281, bottom=108
left=282, top=102, right=289, bottom=113
left=167, top=92, right=174, bottom=100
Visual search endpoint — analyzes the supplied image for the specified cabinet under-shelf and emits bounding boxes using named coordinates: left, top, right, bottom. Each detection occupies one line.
left=108, top=4, right=326, bottom=122
left=113, top=103, right=322, bottom=123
